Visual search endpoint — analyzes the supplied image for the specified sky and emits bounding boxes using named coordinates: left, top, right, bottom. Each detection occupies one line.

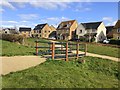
left=0, top=0, right=119, bottom=29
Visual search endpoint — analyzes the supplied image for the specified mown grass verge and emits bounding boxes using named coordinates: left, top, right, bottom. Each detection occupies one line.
left=2, top=56, right=119, bottom=88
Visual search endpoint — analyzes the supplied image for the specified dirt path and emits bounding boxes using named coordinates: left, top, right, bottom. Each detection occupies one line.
left=0, top=56, right=46, bottom=75
left=72, top=51, right=119, bottom=62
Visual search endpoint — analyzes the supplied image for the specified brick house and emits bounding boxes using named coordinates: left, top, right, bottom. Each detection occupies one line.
left=19, top=27, right=32, bottom=37
left=56, top=20, right=78, bottom=40
left=33, top=23, right=56, bottom=38
left=113, top=20, right=120, bottom=40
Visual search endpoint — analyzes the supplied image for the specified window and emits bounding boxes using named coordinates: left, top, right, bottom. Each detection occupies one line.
left=40, top=35, right=41, bottom=37
left=118, top=36, right=120, bottom=39
left=39, top=30, right=41, bottom=33
left=79, top=30, right=82, bottom=33
left=117, top=28, right=120, bottom=33
left=49, top=31, right=50, bottom=33
left=45, top=31, right=47, bottom=33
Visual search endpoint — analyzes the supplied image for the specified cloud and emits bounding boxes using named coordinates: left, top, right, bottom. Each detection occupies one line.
left=18, top=14, right=39, bottom=20
left=102, top=17, right=117, bottom=26
left=29, top=2, right=70, bottom=10
left=102, top=17, right=113, bottom=22
left=0, top=8, right=4, bottom=13
left=40, top=16, right=70, bottom=27
left=0, top=0, right=16, bottom=10
left=74, top=2, right=91, bottom=12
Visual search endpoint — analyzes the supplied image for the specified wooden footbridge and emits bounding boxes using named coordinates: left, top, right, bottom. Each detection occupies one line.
left=35, top=40, right=87, bottom=61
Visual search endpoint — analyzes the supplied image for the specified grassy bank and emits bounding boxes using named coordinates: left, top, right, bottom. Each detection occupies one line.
left=2, top=56, right=119, bottom=88
left=1, top=38, right=50, bottom=56
left=87, top=44, right=119, bottom=58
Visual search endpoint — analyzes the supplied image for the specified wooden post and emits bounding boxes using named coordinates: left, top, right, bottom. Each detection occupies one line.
left=36, top=41, right=38, bottom=56
left=66, top=42, right=68, bottom=61
left=76, top=43, right=79, bottom=59
left=85, top=44, right=87, bottom=56
left=52, top=42, right=55, bottom=60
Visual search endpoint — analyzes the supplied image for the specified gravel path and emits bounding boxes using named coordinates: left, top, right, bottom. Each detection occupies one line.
left=0, top=56, right=46, bottom=75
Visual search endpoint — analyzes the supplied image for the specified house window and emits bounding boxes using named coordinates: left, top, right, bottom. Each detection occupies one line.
left=45, top=31, right=47, bottom=33
left=117, top=28, right=120, bottom=33
left=39, top=30, right=41, bottom=33
left=49, top=31, right=50, bottom=33
left=40, top=35, right=41, bottom=37
left=79, top=30, right=82, bottom=33
left=118, top=36, right=120, bottom=40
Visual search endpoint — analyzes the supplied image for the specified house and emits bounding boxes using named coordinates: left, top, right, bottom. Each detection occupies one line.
left=33, top=23, right=56, bottom=38
left=76, top=21, right=106, bottom=42
left=2, top=28, right=18, bottom=34
left=106, top=26, right=114, bottom=39
left=19, top=27, right=32, bottom=37
left=113, top=20, right=120, bottom=40
left=56, top=20, right=78, bottom=40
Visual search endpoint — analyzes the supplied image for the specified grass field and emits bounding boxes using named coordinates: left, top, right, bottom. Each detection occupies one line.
left=87, top=44, right=119, bottom=58
left=1, top=38, right=119, bottom=57
left=1, top=38, right=50, bottom=56
left=2, top=56, right=119, bottom=88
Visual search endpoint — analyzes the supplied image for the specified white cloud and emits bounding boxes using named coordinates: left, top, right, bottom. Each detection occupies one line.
left=102, top=17, right=113, bottom=22
left=40, top=16, right=70, bottom=27
left=0, top=0, right=16, bottom=10
left=18, top=14, right=39, bottom=20
left=102, top=17, right=117, bottom=26
left=0, top=8, right=4, bottom=13
left=29, top=2, right=70, bottom=10
left=74, top=2, right=91, bottom=12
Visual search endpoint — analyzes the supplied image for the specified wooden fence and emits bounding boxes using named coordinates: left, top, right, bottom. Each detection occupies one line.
left=35, top=40, right=87, bottom=61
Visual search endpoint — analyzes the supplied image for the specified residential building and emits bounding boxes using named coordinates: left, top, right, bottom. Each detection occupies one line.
left=2, top=28, right=18, bottom=34
left=56, top=20, right=78, bottom=40
left=113, top=20, right=120, bottom=40
left=19, top=27, right=32, bottom=37
left=106, top=26, right=114, bottom=39
left=76, top=21, right=106, bottom=42
left=33, top=23, right=56, bottom=38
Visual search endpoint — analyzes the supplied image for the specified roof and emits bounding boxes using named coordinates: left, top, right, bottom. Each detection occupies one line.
left=57, top=20, right=76, bottom=29
left=19, top=27, right=31, bottom=32
left=81, top=21, right=102, bottom=29
left=34, top=23, right=47, bottom=30
left=106, top=26, right=114, bottom=34
left=114, top=20, right=120, bottom=28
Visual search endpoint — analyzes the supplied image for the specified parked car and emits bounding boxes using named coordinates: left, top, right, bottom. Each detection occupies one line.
left=49, top=37, right=56, bottom=40
left=103, top=39, right=110, bottom=44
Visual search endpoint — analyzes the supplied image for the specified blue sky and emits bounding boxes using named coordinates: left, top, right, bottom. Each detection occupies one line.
left=0, top=1, right=119, bottom=29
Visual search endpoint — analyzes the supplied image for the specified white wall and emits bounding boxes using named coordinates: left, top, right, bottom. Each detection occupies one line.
left=76, top=24, right=86, bottom=38
left=96, top=22, right=107, bottom=42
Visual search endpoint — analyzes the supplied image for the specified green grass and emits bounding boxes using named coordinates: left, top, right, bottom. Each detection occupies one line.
left=1, top=40, right=35, bottom=56
left=2, top=56, right=119, bottom=88
left=1, top=38, right=50, bottom=56
left=87, top=44, right=119, bottom=58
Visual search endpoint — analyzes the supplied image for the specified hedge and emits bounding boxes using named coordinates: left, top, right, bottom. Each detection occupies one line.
left=109, top=40, right=120, bottom=45
left=0, top=34, right=24, bottom=44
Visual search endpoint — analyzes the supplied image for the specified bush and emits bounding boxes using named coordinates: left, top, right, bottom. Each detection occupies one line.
left=0, top=34, right=24, bottom=44
left=109, top=40, right=120, bottom=45
left=91, top=38, right=95, bottom=42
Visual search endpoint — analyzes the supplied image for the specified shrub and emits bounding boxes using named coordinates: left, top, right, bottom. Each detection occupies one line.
left=91, top=38, right=95, bottom=42
left=0, top=34, right=24, bottom=44
left=109, top=40, right=120, bottom=45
